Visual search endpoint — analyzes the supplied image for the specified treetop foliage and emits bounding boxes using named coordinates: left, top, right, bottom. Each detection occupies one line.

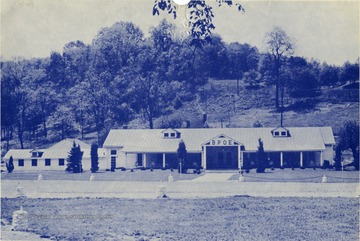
left=153, top=0, right=244, bottom=47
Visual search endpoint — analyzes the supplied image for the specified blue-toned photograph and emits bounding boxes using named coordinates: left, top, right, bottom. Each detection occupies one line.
left=1, top=0, right=359, bottom=240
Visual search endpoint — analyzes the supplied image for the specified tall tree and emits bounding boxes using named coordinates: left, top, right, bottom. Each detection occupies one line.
left=285, top=57, right=319, bottom=98
left=130, top=38, right=172, bottom=129
left=6, top=156, right=14, bottom=173
left=47, top=52, right=66, bottom=89
left=256, top=138, right=266, bottom=173
left=319, top=63, right=340, bottom=86
left=340, top=60, right=359, bottom=84
left=177, top=140, right=187, bottom=173
left=265, top=26, right=294, bottom=109
left=338, top=121, right=359, bottom=170
left=63, top=40, right=90, bottom=85
left=152, top=0, right=244, bottom=47
left=66, top=142, right=83, bottom=173
left=90, top=143, right=99, bottom=173
left=90, top=21, right=143, bottom=77
left=1, top=61, right=22, bottom=150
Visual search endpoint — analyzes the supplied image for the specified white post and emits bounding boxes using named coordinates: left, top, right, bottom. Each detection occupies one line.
left=241, top=151, right=244, bottom=168
left=162, top=153, right=166, bottom=168
left=300, top=152, right=303, bottom=167
left=320, top=151, right=323, bottom=166
left=203, top=146, right=207, bottom=170
left=238, top=145, right=241, bottom=171
left=125, top=153, right=128, bottom=169
left=143, top=153, right=147, bottom=168
left=201, top=146, right=205, bottom=167
left=280, top=152, right=283, bottom=167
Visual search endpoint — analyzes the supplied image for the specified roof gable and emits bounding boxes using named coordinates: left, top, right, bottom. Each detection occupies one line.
left=48, top=138, right=90, bottom=150
left=271, top=127, right=291, bottom=137
left=202, top=134, right=243, bottom=146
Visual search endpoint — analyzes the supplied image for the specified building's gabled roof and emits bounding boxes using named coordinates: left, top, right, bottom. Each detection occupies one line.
left=3, top=149, right=43, bottom=159
left=3, top=139, right=106, bottom=160
left=319, top=127, right=336, bottom=145
left=103, top=127, right=334, bottom=153
left=48, top=138, right=90, bottom=150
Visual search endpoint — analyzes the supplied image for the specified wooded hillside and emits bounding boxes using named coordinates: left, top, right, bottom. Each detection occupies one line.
left=1, top=20, right=359, bottom=151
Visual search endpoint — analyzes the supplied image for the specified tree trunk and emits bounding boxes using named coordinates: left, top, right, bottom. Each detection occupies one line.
left=43, top=120, right=47, bottom=138
left=149, top=113, right=153, bottom=129
left=275, top=83, right=279, bottom=109
left=18, top=130, right=24, bottom=149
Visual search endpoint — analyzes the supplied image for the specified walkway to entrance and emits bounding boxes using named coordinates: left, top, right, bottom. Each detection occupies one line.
left=190, top=172, right=235, bottom=182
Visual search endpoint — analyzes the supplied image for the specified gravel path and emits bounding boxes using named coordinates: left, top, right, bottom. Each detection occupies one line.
left=1, top=180, right=359, bottom=199
left=185, top=173, right=234, bottom=182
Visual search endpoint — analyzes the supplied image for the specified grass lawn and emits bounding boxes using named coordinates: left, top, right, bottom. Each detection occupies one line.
left=1, top=197, right=358, bottom=240
left=229, top=168, right=359, bottom=183
left=1, top=169, right=204, bottom=182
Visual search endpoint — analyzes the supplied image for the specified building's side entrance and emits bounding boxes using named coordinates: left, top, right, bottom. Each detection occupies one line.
left=206, top=146, right=238, bottom=169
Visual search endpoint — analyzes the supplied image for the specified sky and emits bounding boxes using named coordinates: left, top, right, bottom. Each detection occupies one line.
left=1, top=0, right=359, bottom=65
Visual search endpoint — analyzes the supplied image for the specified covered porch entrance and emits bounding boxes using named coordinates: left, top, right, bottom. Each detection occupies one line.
left=202, top=134, right=243, bottom=170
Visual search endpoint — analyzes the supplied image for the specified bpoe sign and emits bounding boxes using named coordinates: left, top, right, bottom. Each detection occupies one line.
left=209, top=137, right=238, bottom=146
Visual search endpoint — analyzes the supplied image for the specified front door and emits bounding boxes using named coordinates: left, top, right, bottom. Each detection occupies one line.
left=206, top=146, right=238, bottom=169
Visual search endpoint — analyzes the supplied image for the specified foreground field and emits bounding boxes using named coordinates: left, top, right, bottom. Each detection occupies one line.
left=1, top=197, right=358, bottom=241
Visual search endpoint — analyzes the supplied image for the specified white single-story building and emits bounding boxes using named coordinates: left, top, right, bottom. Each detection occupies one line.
left=3, top=139, right=106, bottom=171
left=102, top=127, right=336, bottom=170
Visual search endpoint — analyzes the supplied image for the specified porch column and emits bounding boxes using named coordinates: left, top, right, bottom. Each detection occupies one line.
left=125, top=153, right=128, bottom=168
left=320, top=151, right=323, bottom=166
left=237, top=145, right=241, bottom=170
left=143, top=153, right=147, bottom=168
left=241, top=151, right=244, bottom=168
left=300, top=152, right=303, bottom=167
left=280, top=152, right=283, bottom=167
left=162, top=153, right=166, bottom=168
left=203, top=146, right=207, bottom=169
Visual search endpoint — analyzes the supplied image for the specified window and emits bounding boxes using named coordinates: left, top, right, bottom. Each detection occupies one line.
left=274, top=131, right=279, bottom=136
left=59, top=159, right=65, bottom=166
left=31, top=159, right=37, bottom=166
left=163, top=129, right=181, bottom=139
left=32, top=152, right=37, bottom=157
left=45, top=159, right=51, bottom=166
left=111, top=150, right=117, bottom=155
left=137, top=154, right=143, bottom=166
left=111, top=156, right=116, bottom=171
left=18, top=159, right=24, bottom=167
left=281, top=131, right=287, bottom=136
